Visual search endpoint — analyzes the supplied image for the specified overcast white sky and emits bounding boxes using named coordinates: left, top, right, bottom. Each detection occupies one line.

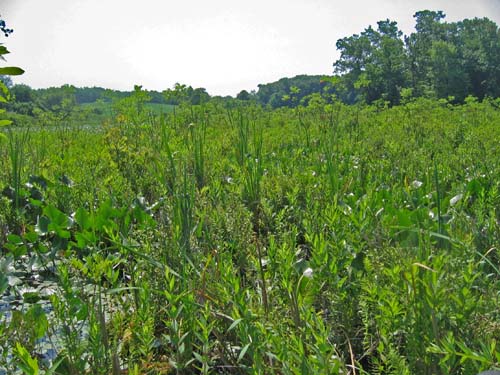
left=2, top=0, right=499, bottom=96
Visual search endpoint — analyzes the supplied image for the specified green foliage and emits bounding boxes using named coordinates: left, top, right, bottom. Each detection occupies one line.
left=0, top=66, right=23, bottom=75
left=335, top=19, right=407, bottom=104
left=0, top=39, right=24, bottom=129
left=163, top=82, right=210, bottom=105
left=335, top=10, right=500, bottom=104
left=113, top=85, right=152, bottom=126
left=14, top=343, right=39, bottom=375
left=0, top=98, right=499, bottom=374
left=256, top=74, right=337, bottom=108
left=236, top=89, right=252, bottom=101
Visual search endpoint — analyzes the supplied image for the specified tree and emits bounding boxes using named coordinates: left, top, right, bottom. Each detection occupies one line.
left=256, top=75, right=335, bottom=107
left=163, top=83, right=191, bottom=105
left=429, top=40, right=466, bottom=100
left=8, top=84, right=34, bottom=115
left=457, top=17, right=500, bottom=99
left=74, top=86, right=107, bottom=104
left=162, top=83, right=210, bottom=105
left=236, top=89, right=251, bottom=101
left=190, top=87, right=209, bottom=105
left=333, top=11, right=500, bottom=103
left=368, top=20, right=408, bottom=103
left=405, top=11, right=447, bottom=96
left=334, top=19, right=407, bottom=104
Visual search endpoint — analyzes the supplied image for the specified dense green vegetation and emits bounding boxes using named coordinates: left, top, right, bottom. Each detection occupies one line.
left=1, top=8, right=500, bottom=375
left=1, top=93, right=500, bottom=374
left=252, top=75, right=336, bottom=108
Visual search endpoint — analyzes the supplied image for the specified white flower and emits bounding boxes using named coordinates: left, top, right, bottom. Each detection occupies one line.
left=411, top=180, right=423, bottom=189
left=303, top=267, right=313, bottom=278
left=450, top=194, right=463, bottom=206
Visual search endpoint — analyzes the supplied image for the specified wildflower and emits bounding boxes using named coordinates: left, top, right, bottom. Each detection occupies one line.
left=450, top=194, right=463, bottom=206
left=303, top=267, right=313, bottom=278
left=411, top=180, right=423, bottom=189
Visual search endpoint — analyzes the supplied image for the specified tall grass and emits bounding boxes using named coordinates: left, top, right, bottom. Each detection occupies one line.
left=7, top=128, right=29, bottom=212
left=0, top=98, right=499, bottom=374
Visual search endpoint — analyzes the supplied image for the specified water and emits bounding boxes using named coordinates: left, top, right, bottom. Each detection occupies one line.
left=0, top=257, right=68, bottom=372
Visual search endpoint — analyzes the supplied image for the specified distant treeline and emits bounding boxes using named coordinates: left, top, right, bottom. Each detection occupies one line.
left=3, top=76, right=336, bottom=114
left=3, top=10, right=499, bottom=113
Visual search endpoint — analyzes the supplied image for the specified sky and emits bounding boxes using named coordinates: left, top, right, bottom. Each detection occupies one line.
left=2, top=0, right=500, bottom=96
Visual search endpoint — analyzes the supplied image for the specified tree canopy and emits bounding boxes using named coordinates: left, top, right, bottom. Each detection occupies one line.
left=334, top=10, right=500, bottom=104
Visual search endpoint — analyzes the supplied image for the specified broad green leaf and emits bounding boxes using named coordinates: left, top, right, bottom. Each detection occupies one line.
left=7, top=234, right=23, bottom=244
left=24, top=230, right=39, bottom=242
left=75, top=231, right=97, bottom=248
left=54, top=227, right=70, bottom=239
left=75, top=207, right=91, bottom=229
left=0, top=66, right=24, bottom=75
left=0, top=119, right=12, bottom=126
left=5, top=242, right=27, bottom=257
left=44, top=205, right=69, bottom=227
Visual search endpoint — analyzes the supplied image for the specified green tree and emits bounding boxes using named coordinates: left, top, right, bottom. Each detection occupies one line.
left=162, top=83, right=210, bottom=105
left=163, top=83, right=191, bottom=105
left=8, top=84, right=34, bottom=116
left=457, top=17, right=500, bottom=99
left=334, top=19, right=407, bottom=104
left=256, top=75, right=334, bottom=107
left=236, top=89, right=251, bottom=101
left=405, top=10, right=447, bottom=97
left=36, top=85, right=77, bottom=119
left=369, top=20, right=408, bottom=103
left=429, top=40, right=466, bottom=100
left=74, top=86, right=107, bottom=104
left=190, top=87, right=209, bottom=105
left=334, top=10, right=500, bottom=103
